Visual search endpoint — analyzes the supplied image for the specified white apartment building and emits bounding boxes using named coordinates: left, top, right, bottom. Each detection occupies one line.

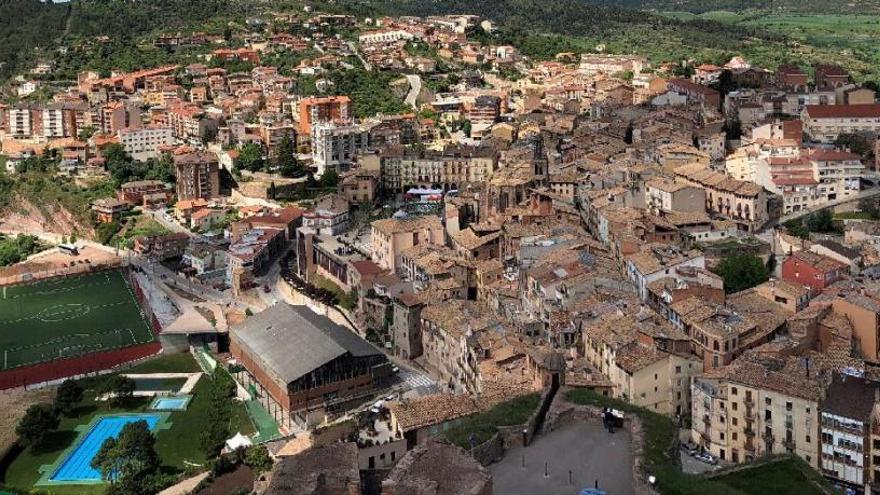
left=358, top=29, right=415, bottom=45
left=119, top=127, right=174, bottom=161
left=803, top=104, right=880, bottom=143
left=7, top=108, right=32, bottom=138
left=311, top=122, right=370, bottom=176
left=809, top=149, right=864, bottom=203
left=41, top=108, right=65, bottom=138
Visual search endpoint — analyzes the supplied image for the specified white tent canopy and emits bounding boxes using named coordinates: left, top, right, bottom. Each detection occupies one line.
left=225, top=432, right=253, bottom=451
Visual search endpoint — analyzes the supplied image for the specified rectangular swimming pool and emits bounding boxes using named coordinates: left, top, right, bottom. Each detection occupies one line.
left=150, top=395, right=191, bottom=411
left=49, top=414, right=161, bottom=483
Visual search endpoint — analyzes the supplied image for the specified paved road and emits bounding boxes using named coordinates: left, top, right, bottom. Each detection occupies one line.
left=404, top=74, right=422, bottom=109
left=491, top=421, right=633, bottom=495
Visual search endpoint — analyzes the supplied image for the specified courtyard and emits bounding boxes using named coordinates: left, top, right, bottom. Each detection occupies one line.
left=490, top=421, right=633, bottom=495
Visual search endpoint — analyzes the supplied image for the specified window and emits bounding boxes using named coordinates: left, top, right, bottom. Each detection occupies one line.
left=675, top=366, right=682, bottom=374
left=731, top=387, right=738, bottom=395
left=786, top=402, right=792, bottom=411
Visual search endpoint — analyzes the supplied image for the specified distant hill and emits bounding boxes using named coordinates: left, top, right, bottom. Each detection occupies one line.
left=0, top=0, right=247, bottom=80
left=578, top=0, right=880, bottom=14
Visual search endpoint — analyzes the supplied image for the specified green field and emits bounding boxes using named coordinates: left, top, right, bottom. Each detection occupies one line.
left=661, top=11, right=880, bottom=80
left=0, top=270, right=154, bottom=370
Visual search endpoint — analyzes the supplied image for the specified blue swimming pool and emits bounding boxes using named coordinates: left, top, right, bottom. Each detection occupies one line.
left=150, top=396, right=191, bottom=411
left=49, top=414, right=161, bottom=483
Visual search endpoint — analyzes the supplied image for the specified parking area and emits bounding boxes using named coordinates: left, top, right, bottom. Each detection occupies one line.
left=490, top=421, right=632, bottom=495
left=680, top=451, right=724, bottom=475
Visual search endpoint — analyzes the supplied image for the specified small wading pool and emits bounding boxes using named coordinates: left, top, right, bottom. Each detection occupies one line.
left=49, top=414, right=161, bottom=483
left=150, top=395, right=192, bottom=411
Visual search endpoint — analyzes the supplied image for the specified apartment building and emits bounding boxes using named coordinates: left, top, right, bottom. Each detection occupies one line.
left=691, top=349, right=824, bottom=467
left=174, top=151, right=220, bottom=201
left=311, top=121, right=370, bottom=176
left=118, top=126, right=174, bottom=160
left=358, top=29, right=415, bottom=45
left=674, top=163, right=775, bottom=231
left=807, top=148, right=864, bottom=202
left=578, top=54, right=646, bottom=76
left=802, top=104, right=880, bottom=143
left=582, top=312, right=700, bottom=416
left=820, top=373, right=880, bottom=492
left=297, top=96, right=352, bottom=135
left=625, top=244, right=706, bottom=301
left=370, top=215, right=444, bottom=273
left=644, top=177, right=706, bottom=215
left=379, top=148, right=496, bottom=192
left=420, top=299, right=501, bottom=394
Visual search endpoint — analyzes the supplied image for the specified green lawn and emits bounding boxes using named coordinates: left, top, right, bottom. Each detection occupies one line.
left=0, top=270, right=154, bottom=370
left=0, top=353, right=254, bottom=495
left=442, top=393, right=541, bottom=448
left=131, top=377, right=188, bottom=392
left=660, top=11, right=880, bottom=80
left=122, top=352, right=203, bottom=374
left=834, top=211, right=878, bottom=220
left=565, top=389, right=832, bottom=495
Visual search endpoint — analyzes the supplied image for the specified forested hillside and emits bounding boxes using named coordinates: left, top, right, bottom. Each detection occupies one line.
left=0, top=0, right=251, bottom=81
left=583, top=0, right=880, bottom=14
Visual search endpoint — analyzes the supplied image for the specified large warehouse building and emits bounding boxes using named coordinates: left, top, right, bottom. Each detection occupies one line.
left=230, top=303, right=391, bottom=429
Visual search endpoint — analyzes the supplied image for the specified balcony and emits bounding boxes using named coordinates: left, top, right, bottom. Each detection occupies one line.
left=744, top=427, right=756, bottom=437
left=744, top=397, right=755, bottom=406
left=783, top=439, right=796, bottom=450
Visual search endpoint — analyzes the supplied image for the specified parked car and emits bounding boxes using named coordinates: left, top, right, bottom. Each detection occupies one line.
left=694, top=452, right=717, bottom=465
left=681, top=441, right=699, bottom=456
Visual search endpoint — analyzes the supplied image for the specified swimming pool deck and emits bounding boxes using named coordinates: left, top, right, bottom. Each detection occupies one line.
left=35, top=412, right=172, bottom=486
left=150, top=395, right=193, bottom=411
left=95, top=373, right=202, bottom=400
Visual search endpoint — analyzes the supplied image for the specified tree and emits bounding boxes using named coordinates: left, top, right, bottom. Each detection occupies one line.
left=715, top=252, right=769, bottom=293
left=274, top=134, right=301, bottom=178
left=860, top=197, right=880, bottom=220
left=92, top=420, right=160, bottom=489
left=200, top=369, right=238, bottom=458
left=78, top=126, right=97, bottom=140
left=102, top=375, right=135, bottom=407
left=319, top=169, right=339, bottom=188
left=244, top=445, right=273, bottom=473
left=237, top=143, right=265, bottom=173
left=835, top=132, right=874, bottom=158
left=804, top=209, right=836, bottom=233
left=54, top=379, right=84, bottom=416
left=16, top=404, right=59, bottom=448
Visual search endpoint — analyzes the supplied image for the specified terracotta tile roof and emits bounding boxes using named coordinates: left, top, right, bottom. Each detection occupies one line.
left=388, top=394, right=479, bottom=432
left=805, top=104, right=880, bottom=119
left=615, top=343, right=667, bottom=374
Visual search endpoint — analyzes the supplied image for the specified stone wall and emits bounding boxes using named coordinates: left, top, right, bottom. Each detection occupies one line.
left=470, top=432, right=504, bottom=466
left=470, top=385, right=558, bottom=467
left=544, top=388, right=658, bottom=495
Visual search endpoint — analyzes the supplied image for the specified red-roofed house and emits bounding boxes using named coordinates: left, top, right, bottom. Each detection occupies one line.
left=781, top=251, right=846, bottom=291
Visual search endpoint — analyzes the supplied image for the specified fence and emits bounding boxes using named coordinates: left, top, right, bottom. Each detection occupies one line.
left=0, top=257, right=124, bottom=287
left=0, top=341, right=162, bottom=390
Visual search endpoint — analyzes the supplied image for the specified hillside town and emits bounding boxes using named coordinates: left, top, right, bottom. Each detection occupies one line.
left=5, top=6, right=880, bottom=495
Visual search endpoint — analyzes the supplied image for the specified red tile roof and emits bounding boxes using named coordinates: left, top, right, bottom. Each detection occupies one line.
left=804, top=104, right=880, bottom=119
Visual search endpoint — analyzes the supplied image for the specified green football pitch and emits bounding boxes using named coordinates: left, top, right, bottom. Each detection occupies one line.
left=0, top=270, right=155, bottom=370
